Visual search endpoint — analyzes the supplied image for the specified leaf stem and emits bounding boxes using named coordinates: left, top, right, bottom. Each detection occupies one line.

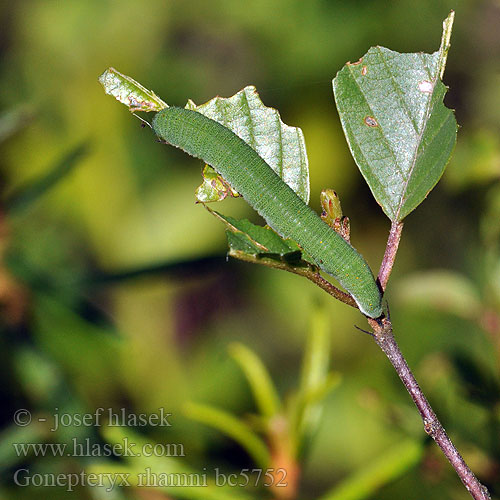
left=377, top=220, right=404, bottom=293
left=307, top=271, right=358, bottom=309
left=367, top=317, right=491, bottom=500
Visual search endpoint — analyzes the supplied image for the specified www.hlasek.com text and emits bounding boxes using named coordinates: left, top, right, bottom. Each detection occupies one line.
left=13, top=437, right=185, bottom=458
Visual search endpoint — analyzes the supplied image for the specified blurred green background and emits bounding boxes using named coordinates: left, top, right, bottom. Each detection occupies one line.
left=1, top=1, right=499, bottom=499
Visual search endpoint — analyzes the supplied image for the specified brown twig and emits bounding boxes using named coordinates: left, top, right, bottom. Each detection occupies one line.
left=367, top=317, right=491, bottom=500
left=231, top=214, right=491, bottom=499
left=377, top=220, right=404, bottom=292
left=369, top=219, right=490, bottom=499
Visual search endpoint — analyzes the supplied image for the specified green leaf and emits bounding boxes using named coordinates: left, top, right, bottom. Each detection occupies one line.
left=206, top=207, right=311, bottom=265
left=333, top=13, right=457, bottom=222
left=99, top=67, right=167, bottom=112
left=183, top=401, right=270, bottom=469
left=204, top=209, right=358, bottom=306
left=228, top=342, right=281, bottom=419
left=195, top=165, right=240, bottom=203
left=187, top=86, right=310, bottom=204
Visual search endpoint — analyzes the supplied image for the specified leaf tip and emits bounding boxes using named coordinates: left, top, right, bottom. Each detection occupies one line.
left=438, top=10, right=455, bottom=79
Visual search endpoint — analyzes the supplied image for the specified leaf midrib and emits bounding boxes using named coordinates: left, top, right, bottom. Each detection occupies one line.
left=346, top=49, right=441, bottom=221
left=393, top=54, right=438, bottom=221
left=346, top=61, right=405, bottom=216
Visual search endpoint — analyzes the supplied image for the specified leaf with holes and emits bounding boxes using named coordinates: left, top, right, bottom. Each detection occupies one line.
left=187, top=86, right=310, bottom=204
left=99, top=67, right=167, bottom=112
left=333, top=13, right=457, bottom=222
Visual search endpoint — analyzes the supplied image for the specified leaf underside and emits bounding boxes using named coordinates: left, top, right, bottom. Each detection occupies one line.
left=333, top=46, right=457, bottom=221
left=187, top=86, right=310, bottom=204
left=98, top=67, right=167, bottom=112
left=207, top=208, right=315, bottom=269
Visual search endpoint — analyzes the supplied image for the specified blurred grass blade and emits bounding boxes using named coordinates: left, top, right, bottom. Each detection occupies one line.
left=33, top=295, right=123, bottom=398
left=14, top=348, right=60, bottom=404
left=102, top=425, right=193, bottom=473
left=291, top=304, right=339, bottom=456
left=300, top=304, right=331, bottom=396
left=333, top=12, right=457, bottom=221
left=84, top=255, right=226, bottom=286
left=184, top=401, right=270, bottom=468
left=318, top=439, right=424, bottom=500
left=450, top=351, right=500, bottom=408
left=228, top=342, right=281, bottom=419
left=88, top=461, right=250, bottom=500
left=5, top=142, right=89, bottom=214
left=394, top=270, right=481, bottom=319
left=0, top=105, right=33, bottom=143
left=300, top=372, right=341, bottom=408
left=96, top=426, right=251, bottom=500
left=290, top=372, right=341, bottom=460
left=0, top=422, right=49, bottom=470
left=99, top=67, right=168, bottom=112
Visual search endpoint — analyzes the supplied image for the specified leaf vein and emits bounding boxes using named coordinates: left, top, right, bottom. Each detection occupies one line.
left=376, top=46, right=420, bottom=134
left=347, top=64, right=407, bottom=185
left=394, top=71, right=441, bottom=220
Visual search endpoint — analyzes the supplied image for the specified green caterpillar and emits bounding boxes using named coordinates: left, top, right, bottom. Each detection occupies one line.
left=153, top=107, right=383, bottom=318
